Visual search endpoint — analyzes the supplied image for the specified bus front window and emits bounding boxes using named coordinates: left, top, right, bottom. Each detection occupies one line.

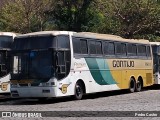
left=11, top=50, right=54, bottom=81
left=11, top=35, right=71, bottom=81
left=29, top=50, right=53, bottom=79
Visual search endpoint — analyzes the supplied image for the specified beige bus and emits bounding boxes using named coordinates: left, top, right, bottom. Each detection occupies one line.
left=10, top=31, right=154, bottom=99
left=0, top=32, right=17, bottom=93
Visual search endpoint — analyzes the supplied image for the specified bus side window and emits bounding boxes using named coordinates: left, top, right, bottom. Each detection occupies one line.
left=115, top=42, right=126, bottom=56
left=73, top=37, right=81, bottom=54
left=104, top=42, right=108, bottom=55
left=73, top=37, right=88, bottom=55
left=127, top=44, right=137, bottom=56
left=89, top=41, right=96, bottom=55
left=108, top=42, right=115, bottom=55
left=158, top=46, right=160, bottom=53
left=138, top=45, right=146, bottom=57
left=89, top=40, right=102, bottom=55
left=132, top=44, right=137, bottom=55
left=115, top=43, right=121, bottom=54
left=121, top=43, right=127, bottom=56
left=80, top=39, right=88, bottom=54
left=147, top=46, right=151, bottom=58
left=95, top=41, right=102, bottom=55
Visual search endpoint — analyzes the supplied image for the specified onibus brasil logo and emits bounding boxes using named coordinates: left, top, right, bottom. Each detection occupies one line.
left=1, top=112, right=42, bottom=118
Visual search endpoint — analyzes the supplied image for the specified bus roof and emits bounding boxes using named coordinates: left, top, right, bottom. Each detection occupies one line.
left=150, top=42, right=160, bottom=45
left=73, top=32, right=150, bottom=44
left=0, top=32, right=18, bottom=37
left=15, top=31, right=76, bottom=38
left=15, top=31, right=150, bottom=44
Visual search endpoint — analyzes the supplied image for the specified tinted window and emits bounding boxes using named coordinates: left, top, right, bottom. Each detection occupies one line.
left=108, top=42, right=115, bottom=55
left=132, top=45, right=137, bottom=54
left=147, top=46, right=151, bottom=57
left=89, top=41, right=96, bottom=54
left=0, top=36, right=13, bottom=48
left=57, top=35, right=70, bottom=48
left=0, top=51, right=10, bottom=77
left=116, top=43, right=126, bottom=55
left=14, top=36, right=56, bottom=50
left=81, top=39, right=88, bottom=54
left=158, top=46, right=160, bottom=53
left=73, top=37, right=88, bottom=54
left=89, top=40, right=102, bottom=55
left=127, top=44, right=137, bottom=55
left=151, top=45, right=157, bottom=53
left=116, top=43, right=121, bottom=54
left=138, top=45, right=146, bottom=56
left=122, top=43, right=126, bottom=55
left=127, top=44, right=132, bottom=53
left=95, top=41, right=102, bottom=55
left=73, top=37, right=80, bottom=53
left=104, top=42, right=108, bottom=55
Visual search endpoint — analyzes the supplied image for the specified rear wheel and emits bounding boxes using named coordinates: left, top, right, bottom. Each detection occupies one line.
left=129, top=78, right=136, bottom=93
left=74, top=82, right=83, bottom=100
left=136, top=80, right=142, bottom=92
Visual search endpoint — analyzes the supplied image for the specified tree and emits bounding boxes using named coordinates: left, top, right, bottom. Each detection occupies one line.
left=48, top=0, right=105, bottom=32
left=96, top=0, right=160, bottom=41
left=0, top=0, right=160, bottom=41
left=0, top=0, right=53, bottom=33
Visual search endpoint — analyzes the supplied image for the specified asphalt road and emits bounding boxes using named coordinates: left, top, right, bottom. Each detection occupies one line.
left=0, top=85, right=160, bottom=120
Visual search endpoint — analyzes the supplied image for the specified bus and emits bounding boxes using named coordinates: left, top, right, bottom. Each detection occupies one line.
left=150, top=42, right=160, bottom=84
left=0, top=32, right=16, bottom=93
left=10, top=31, right=154, bottom=99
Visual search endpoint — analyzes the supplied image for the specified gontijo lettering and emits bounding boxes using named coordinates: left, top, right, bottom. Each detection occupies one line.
left=113, top=60, right=134, bottom=67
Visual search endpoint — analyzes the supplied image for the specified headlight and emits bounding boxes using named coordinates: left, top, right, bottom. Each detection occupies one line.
left=41, top=83, right=50, bottom=87
left=51, top=82, right=55, bottom=86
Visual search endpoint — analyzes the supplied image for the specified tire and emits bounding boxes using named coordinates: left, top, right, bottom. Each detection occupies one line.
left=136, top=80, right=142, bottom=92
left=74, top=82, right=83, bottom=100
left=129, top=78, right=136, bottom=93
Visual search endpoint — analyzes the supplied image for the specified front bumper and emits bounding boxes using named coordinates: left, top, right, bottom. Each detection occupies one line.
left=11, top=86, right=57, bottom=98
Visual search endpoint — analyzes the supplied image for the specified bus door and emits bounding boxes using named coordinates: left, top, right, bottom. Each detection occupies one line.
left=55, top=49, right=71, bottom=80
left=153, top=54, right=160, bottom=84
left=54, top=35, right=71, bottom=80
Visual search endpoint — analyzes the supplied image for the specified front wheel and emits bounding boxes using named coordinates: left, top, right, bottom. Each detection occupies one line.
left=74, top=82, right=83, bottom=100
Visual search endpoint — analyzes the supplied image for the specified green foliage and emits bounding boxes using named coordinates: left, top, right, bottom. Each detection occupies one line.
left=47, top=0, right=106, bottom=33
left=0, top=0, right=159, bottom=41
left=96, top=0, right=160, bottom=40
left=77, top=6, right=106, bottom=32
left=0, top=0, right=53, bottom=33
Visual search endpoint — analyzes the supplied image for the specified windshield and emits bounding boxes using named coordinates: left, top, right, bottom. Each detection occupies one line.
left=0, top=36, right=13, bottom=49
left=11, top=35, right=71, bottom=81
left=11, top=50, right=53, bottom=80
left=13, top=36, right=56, bottom=50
